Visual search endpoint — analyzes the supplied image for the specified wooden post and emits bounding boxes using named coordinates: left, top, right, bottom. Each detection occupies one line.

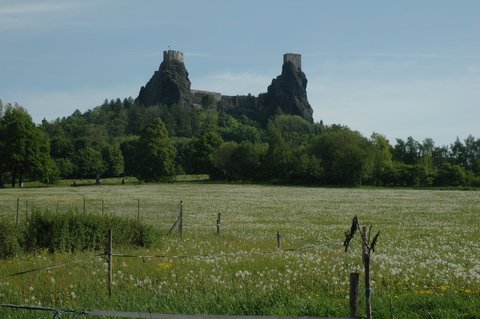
left=16, top=198, right=19, bottom=226
left=362, top=226, right=372, bottom=319
left=216, top=213, right=221, bottom=235
left=107, top=228, right=113, bottom=296
left=137, top=199, right=140, bottom=221
left=179, top=201, right=183, bottom=238
left=349, top=272, right=360, bottom=318
left=276, top=231, right=281, bottom=250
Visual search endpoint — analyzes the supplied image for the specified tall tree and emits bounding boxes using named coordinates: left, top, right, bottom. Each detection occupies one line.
left=369, top=133, right=393, bottom=185
left=134, top=118, right=176, bottom=182
left=102, top=145, right=125, bottom=177
left=0, top=106, right=57, bottom=186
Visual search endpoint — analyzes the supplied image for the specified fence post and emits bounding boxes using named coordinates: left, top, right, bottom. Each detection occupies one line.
left=349, top=272, right=360, bottom=318
left=216, top=213, right=221, bottom=235
left=276, top=231, right=281, bottom=250
left=362, top=226, right=372, bottom=319
left=179, top=201, right=183, bottom=238
left=137, top=199, right=140, bottom=221
left=16, top=198, right=20, bottom=226
left=107, top=228, right=113, bottom=296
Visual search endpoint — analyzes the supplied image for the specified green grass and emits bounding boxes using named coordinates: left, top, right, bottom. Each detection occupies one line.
left=0, top=183, right=479, bottom=318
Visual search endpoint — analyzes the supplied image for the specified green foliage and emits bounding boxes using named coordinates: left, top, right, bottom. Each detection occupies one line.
left=268, top=115, right=313, bottom=146
left=265, top=126, right=293, bottom=179
left=434, top=163, right=469, bottom=187
left=102, top=144, right=125, bottom=177
left=310, top=127, right=373, bottom=185
left=24, top=211, right=157, bottom=253
left=135, top=118, right=176, bottom=182
left=0, top=219, right=22, bottom=258
left=14, top=94, right=478, bottom=188
left=73, top=146, right=105, bottom=178
left=215, top=142, right=267, bottom=180
left=369, top=133, right=394, bottom=185
left=55, top=158, right=74, bottom=177
left=0, top=105, right=57, bottom=186
left=190, top=131, right=223, bottom=175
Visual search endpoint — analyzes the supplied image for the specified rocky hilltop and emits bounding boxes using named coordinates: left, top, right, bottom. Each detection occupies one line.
left=137, top=51, right=192, bottom=107
left=260, top=54, right=313, bottom=122
left=136, top=50, right=314, bottom=124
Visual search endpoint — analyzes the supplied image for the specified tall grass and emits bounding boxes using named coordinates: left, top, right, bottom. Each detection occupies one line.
left=0, top=184, right=479, bottom=318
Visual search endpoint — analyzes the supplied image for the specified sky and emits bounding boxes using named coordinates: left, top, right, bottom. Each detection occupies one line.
left=0, top=0, right=479, bottom=146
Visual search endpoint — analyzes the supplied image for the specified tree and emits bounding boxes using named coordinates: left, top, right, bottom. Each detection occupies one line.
left=393, top=137, right=421, bottom=165
left=310, top=127, right=373, bottom=185
left=0, top=106, right=56, bottom=187
left=268, top=114, right=313, bottom=146
left=134, top=118, right=176, bottom=182
left=190, top=131, right=223, bottom=175
left=102, top=145, right=124, bottom=177
left=264, top=126, right=293, bottom=179
left=73, top=146, right=105, bottom=180
left=215, top=142, right=267, bottom=180
left=369, top=133, right=393, bottom=185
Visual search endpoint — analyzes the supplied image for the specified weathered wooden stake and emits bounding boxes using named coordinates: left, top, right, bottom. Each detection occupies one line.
left=179, top=201, right=183, bottom=238
left=16, top=198, right=20, bottom=226
left=137, top=199, right=140, bottom=221
left=349, top=272, right=360, bottom=318
left=276, top=231, right=281, bottom=250
left=107, top=228, right=113, bottom=296
left=216, top=212, right=221, bottom=235
left=362, top=226, right=372, bottom=319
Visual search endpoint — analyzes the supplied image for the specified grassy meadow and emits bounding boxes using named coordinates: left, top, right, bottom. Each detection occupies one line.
left=0, top=182, right=479, bottom=318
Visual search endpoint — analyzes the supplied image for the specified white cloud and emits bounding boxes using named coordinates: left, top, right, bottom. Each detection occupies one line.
left=0, top=1, right=87, bottom=30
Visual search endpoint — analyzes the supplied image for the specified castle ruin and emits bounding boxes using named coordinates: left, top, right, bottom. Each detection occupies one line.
left=136, top=50, right=313, bottom=124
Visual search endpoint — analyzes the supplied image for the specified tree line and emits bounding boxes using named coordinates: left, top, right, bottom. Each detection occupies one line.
left=1, top=98, right=479, bottom=187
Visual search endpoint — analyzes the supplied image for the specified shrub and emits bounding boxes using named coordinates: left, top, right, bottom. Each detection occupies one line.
left=24, top=211, right=157, bottom=253
left=0, top=219, right=22, bottom=258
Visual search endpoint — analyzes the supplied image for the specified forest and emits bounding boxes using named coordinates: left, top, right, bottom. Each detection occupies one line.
left=1, top=98, right=479, bottom=188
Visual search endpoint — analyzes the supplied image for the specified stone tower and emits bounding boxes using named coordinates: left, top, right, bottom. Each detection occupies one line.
left=283, top=53, right=301, bottom=70
left=163, top=50, right=184, bottom=63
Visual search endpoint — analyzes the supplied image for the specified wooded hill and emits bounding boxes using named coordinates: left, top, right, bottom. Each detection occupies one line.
left=1, top=98, right=479, bottom=188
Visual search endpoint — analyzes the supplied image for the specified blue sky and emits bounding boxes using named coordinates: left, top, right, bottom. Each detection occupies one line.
left=1, top=0, right=479, bottom=145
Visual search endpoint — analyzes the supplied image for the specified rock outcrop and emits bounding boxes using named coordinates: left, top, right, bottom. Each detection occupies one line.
left=260, top=53, right=313, bottom=123
left=136, top=51, right=192, bottom=107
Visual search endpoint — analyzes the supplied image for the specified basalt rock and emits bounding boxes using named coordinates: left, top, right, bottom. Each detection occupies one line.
left=136, top=50, right=192, bottom=107
left=260, top=53, right=313, bottom=123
